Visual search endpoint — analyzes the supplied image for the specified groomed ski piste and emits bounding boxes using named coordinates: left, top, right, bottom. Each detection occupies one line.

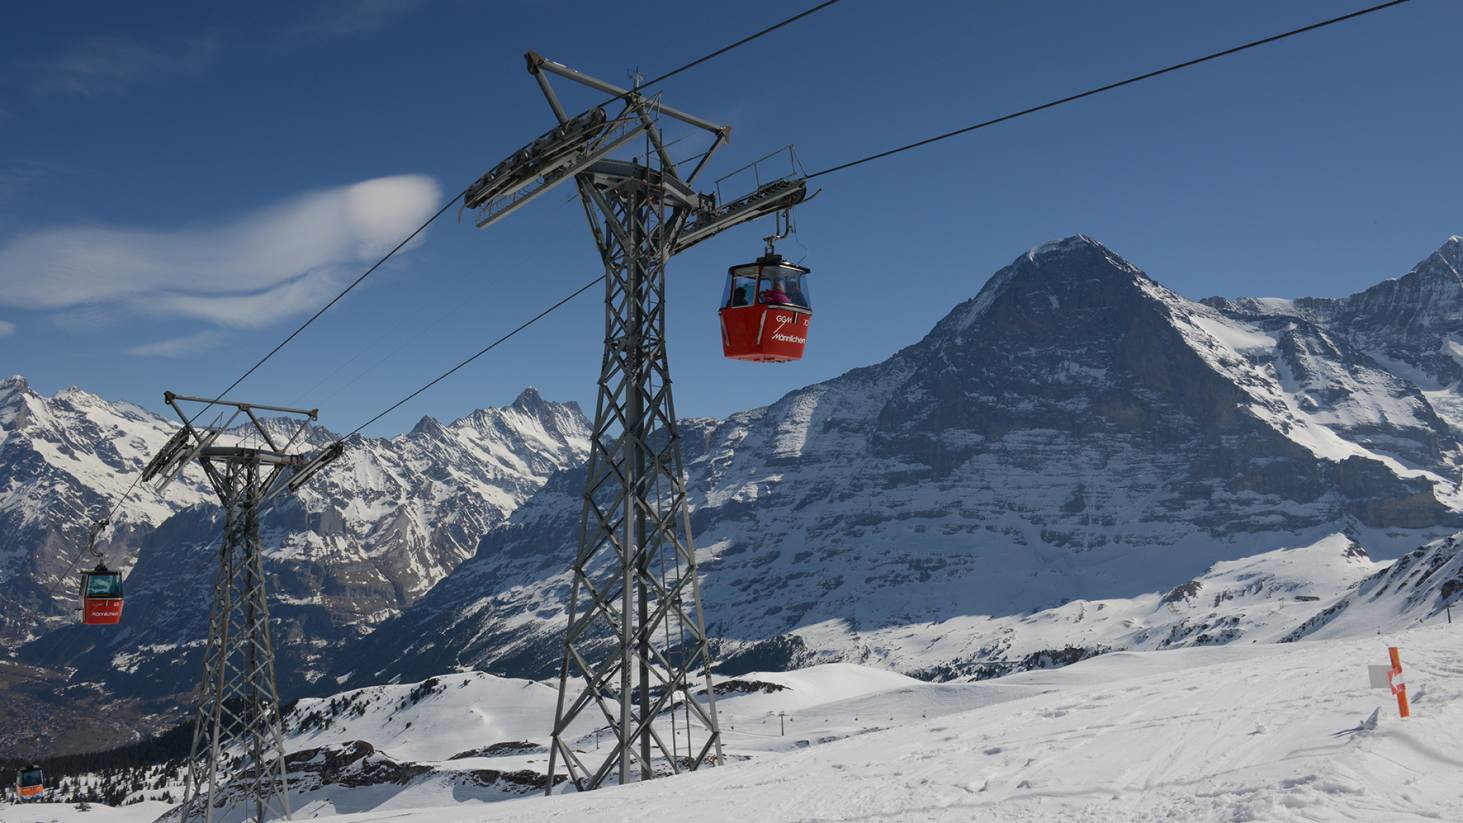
left=8, top=621, right=1460, bottom=822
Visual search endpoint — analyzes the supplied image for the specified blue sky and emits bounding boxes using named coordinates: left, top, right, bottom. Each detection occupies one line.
left=3, top=0, right=1460, bottom=436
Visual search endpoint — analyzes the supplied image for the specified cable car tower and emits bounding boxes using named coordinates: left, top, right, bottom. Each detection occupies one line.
left=463, top=52, right=810, bottom=791
left=143, top=393, right=342, bottom=822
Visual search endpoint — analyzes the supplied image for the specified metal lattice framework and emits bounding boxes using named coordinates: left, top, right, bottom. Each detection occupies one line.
left=144, top=393, right=342, bottom=822
left=466, top=53, right=808, bottom=791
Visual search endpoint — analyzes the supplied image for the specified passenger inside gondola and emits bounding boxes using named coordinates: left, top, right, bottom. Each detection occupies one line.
left=760, top=279, right=791, bottom=305
left=724, top=272, right=757, bottom=308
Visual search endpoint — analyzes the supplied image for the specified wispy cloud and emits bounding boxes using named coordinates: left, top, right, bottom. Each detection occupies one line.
left=127, top=330, right=225, bottom=358
left=0, top=320, right=14, bottom=338
left=50, top=305, right=123, bottom=333
left=0, top=175, right=442, bottom=327
left=27, top=35, right=220, bottom=97
left=149, top=269, right=349, bottom=328
left=278, top=0, right=430, bottom=46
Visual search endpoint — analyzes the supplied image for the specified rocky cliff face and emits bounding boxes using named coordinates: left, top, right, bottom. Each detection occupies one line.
left=333, top=236, right=1463, bottom=685
left=7, top=386, right=589, bottom=702
left=1207, top=235, right=1463, bottom=432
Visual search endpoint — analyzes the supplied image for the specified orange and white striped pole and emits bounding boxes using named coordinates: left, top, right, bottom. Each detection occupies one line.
left=1388, top=646, right=1410, bottom=719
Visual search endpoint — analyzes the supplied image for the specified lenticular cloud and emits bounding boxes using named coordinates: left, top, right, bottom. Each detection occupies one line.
left=0, top=174, right=441, bottom=317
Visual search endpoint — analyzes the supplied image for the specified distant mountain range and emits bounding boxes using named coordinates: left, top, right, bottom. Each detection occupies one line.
left=5, top=234, right=1463, bottom=755
left=1, top=381, right=587, bottom=750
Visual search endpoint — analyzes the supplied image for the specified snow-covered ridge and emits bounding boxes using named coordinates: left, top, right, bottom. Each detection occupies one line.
left=1206, top=235, right=1463, bottom=435
left=0, top=374, right=212, bottom=537
left=284, top=672, right=560, bottom=763
left=1283, top=532, right=1463, bottom=642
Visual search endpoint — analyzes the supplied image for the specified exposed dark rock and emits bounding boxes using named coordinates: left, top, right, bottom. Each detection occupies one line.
left=448, top=741, right=545, bottom=759
left=1162, top=581, right=1203, bottom=605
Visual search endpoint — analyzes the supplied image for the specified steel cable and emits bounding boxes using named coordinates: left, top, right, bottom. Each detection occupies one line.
left=806, top=0, right=1412, bottom=179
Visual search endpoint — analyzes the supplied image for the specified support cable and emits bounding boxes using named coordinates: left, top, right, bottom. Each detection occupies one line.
left=806, top=0, right=1412, bottom=179
left=192, top=0, right=845, bottom=439
left=221, top=0, right=1418, bottom=503
left=596, top=0, right=844, bottom=109
left=343, top=273, right=605, bottom=438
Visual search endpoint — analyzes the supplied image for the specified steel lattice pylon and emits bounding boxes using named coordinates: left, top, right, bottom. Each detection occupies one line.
left=548, top=167, right=724, bottom=790
left=145, top=393, right=342, bottom=822
left=462, top=53, right=808, bottom=793
left=184, top=456, right=289, bottom=823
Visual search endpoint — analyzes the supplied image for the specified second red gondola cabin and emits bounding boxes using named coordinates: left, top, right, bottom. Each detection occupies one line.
left=16, top=766, right=44, bottom=801
left=81, top=565, right=123, bottom=625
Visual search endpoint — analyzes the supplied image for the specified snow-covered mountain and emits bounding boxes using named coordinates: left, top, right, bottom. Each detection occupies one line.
left=7, top=385, right=588, bottom=712
left=335, top=235, right=1463, bottom=687
left=13, top=234, right=1463, bottom=760
left=0, top=376, right=214, bottom=644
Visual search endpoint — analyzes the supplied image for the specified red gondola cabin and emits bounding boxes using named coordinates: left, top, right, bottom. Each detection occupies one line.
left=719, top=255, right=812, bottom=362
left=81, top=565, right=123, bottom=625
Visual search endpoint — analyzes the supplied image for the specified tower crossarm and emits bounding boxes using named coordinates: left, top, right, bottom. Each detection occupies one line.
left=526, top=51, right=729, bottom=136
left=672, top=177, right=808, bottom=255
left=466, top=110, right=650, bottom=230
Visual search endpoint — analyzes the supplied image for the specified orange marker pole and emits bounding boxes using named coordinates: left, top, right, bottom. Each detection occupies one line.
left=1388, top=646, right=1410, bottom=718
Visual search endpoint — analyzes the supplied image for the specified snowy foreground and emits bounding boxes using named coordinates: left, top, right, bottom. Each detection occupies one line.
left=9, top=622, right=1463, bottom=823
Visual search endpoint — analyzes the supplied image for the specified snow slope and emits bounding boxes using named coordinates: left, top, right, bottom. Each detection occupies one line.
left=0, top=801, right=172, bottom=823
left=27, top=622, right=1463, bottom=822
left=881, top=532, right=1383, bottom=679
left=368, top=622, right=1463, bottom=821
left=284, top=673, right=562, bottom=763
